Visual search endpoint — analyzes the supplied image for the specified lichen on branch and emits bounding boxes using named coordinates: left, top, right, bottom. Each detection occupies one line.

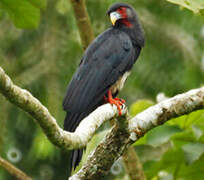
left=71, top=87, right=204, bottom=179
left=0, top=66, right=126, bottom=150
left=1, top=65, right=204, bottom=179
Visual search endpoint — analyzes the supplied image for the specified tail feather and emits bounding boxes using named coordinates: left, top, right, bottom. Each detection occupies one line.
left=64, top=111, right=89, bottom=169
left=71, top=149, right=83, bottom=170
left=64, top=98, right=105, bottom=170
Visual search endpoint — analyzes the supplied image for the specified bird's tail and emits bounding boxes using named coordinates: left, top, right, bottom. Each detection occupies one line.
left=64, top=97, right=105, bottom=170
left=64, top=112, right=89, bottom=170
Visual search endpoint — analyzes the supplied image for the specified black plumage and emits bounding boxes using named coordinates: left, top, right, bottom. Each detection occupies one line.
left=63, top=3, right=144, bottom=170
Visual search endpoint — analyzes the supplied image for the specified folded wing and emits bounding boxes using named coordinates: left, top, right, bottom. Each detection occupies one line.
left=63, top=29, right=140, bottom=113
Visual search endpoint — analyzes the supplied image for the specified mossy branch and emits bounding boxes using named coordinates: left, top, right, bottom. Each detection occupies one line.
left=0, top=66, right=126, bottom=150
left=70, top=87, right=204, bottom=179
left=0, top=65, right=204, bottom=179
left=123, top=146, right=146, bottom=180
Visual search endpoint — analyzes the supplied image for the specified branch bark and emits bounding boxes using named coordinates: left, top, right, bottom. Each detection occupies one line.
left=123, top=146, right=146, bottom=180
left=1, top=64, right=204, bottom=179
left=0, top=66, right=125, bottom=150
left=0, top=156, right=32, bottom=180
left=70, top=87, right=204, bottom=179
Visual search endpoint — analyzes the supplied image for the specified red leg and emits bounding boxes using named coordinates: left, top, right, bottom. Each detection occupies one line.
left=106, top=90, right=125, bottom=116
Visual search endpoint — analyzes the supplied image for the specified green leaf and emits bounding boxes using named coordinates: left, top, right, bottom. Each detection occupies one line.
left=0, top=0, right=43, bottom=28
left=135, top=143, right=171, bottom=163
left=167, top=110, right=204, bottom=129
left=192, top=125, right=203, bottom=140
left=29, top=131, right=55, bottom=159
left=129, top=99, right=154, bottom=116
left=182, top=142, right=204, bottom=164
left=28, top=0, right=47, bottom=10
left=179, top=155, right=204, bottom=180
left=56, top=0, right=71, bottom=15
left=166, top=0, right=204, bottom=15
left=144, top=149, right=185, bottom=179
left=146, top=125, right=182, bottom=147
left=171, top=130, right=197, bottom=148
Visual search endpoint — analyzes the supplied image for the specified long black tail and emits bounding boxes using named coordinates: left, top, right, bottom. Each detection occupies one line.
left=64, top=111, right=90, bottom=170
left=64, top=96, right=105, bottom=170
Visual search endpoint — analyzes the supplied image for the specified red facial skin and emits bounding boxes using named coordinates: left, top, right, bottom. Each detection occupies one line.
left=117, top=7, right=133, bottom=27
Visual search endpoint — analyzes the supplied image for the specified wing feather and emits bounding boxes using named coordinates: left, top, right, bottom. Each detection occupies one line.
left=63, top=28, right=140, bottom=113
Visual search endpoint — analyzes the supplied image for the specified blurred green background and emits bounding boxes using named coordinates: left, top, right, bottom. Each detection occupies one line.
left=0, top=0, right=204, bottom=179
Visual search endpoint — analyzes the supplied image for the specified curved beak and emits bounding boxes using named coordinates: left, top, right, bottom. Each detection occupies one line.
left=110, top=12, right=121, bottom=26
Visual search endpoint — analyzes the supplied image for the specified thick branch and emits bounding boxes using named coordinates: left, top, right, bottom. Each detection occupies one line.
left=1, top=64, right=204, bottom=179
left=0, top=156, right=32, bottom=180
left=0, top=66, right=126, bottom=150
left=70, top=0, right=94, bottom=49
left=70, top=87, right=204, bottom=179
left=123, top=147, right=146, bottom=180
left=129, top=87, right=204, bottom=141
left=71, top=115, right=130, bottom=180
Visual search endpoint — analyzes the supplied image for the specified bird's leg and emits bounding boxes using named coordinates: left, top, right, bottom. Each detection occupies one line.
left=107, top=90, right=125, bottom=116
left=104, top=95, right=108, bottom=101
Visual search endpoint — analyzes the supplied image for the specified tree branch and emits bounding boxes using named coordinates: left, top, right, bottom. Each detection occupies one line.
left=1, top=65, right=204, bottom=179
left=0, top=66, right=125, bottom=150
left=0, top=156, right=32, bottom=180
left=70, top=0, right=94, bottom=49
left=129, top=87, right=204, bottom=141
left=70, top=87, right=204, bottom=179
left=123, top=146, right=146, bottom=180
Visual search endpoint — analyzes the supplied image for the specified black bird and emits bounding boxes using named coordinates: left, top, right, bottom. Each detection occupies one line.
left=63, top=2, right=144, bottom=170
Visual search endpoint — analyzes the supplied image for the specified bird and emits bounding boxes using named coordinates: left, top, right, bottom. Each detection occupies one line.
left=63, top=2, right=145, bottom=171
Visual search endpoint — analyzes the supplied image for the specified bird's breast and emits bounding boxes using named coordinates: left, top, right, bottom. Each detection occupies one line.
left=110, top=71, right=130, bottom=94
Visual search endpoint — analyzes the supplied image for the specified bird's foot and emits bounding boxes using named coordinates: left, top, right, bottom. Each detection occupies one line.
left=108, top=97, right=125, bottom=116
left=114, top=97, right=126, bottom=104
left=105, top=90, right=126, bottom=116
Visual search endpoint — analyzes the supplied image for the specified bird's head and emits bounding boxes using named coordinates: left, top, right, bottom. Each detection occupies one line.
left=107, top=3, right=136, bottom=27
left=107, top=3, right=145, bottom=47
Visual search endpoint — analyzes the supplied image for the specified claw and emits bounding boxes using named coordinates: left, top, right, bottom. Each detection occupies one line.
left=114, top=97, right=126, bottom=104
left=106, top=90, right=126, bottom=116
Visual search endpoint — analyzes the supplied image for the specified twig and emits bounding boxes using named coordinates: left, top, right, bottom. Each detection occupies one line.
left=0, top=156, right=32, bottom=180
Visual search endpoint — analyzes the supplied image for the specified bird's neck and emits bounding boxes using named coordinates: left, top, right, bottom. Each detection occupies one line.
left=117, top=18, right=144, bottom=48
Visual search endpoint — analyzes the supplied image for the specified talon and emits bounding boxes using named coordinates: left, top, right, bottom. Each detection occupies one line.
left=106, top=90, right=125, bottom=116
left=114, top=98, right=126, bottom=104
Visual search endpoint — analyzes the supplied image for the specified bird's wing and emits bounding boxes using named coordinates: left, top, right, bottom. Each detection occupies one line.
left=63, top=28, right=141, bottom=113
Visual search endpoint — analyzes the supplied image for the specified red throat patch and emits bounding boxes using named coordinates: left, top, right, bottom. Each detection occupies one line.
left=117, top=7, right=133, bottom=28
left=121, top=19, right=133, bottom=27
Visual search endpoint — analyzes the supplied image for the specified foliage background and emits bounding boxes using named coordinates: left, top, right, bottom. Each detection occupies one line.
left=0, top=0, right=203, bottom=179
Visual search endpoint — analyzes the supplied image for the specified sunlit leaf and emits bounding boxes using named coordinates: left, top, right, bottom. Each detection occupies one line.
left=171, top=130, right=197, bottom=148
left=192, top=125, right=203, bottom=140
left=0, top=0, right=42, bottom=28
left=144, top=149, right=184, bottom=179
left=146, top=125, right=182, bottom=147
left=167, top=110, right=204, bottom=129
left=182, top=142, right=204, bottom=164
left=129, top=99, right=154, bottom=116
left=30, top=131, right=55, bottom=159
left=28, top=0, right=47, bottom=10
left=166, top=0, right=204, bottom=15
